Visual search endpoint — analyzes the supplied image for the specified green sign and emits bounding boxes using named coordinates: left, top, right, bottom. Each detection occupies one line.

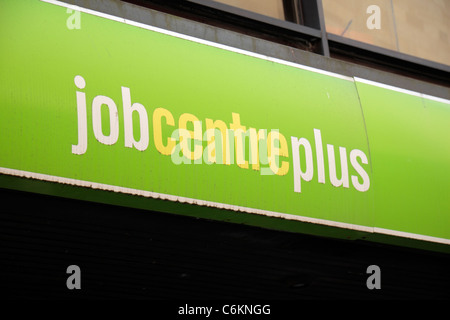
left=0, top=0, right=449, bottom=247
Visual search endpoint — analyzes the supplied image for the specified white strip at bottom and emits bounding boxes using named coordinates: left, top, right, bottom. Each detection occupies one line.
left=1, top=167, right=449, bottom=246
left=373, top=228, right=449, bottom=245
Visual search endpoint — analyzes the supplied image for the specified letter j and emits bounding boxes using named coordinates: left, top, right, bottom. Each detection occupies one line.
left=72, top=75, right=88, bottom=155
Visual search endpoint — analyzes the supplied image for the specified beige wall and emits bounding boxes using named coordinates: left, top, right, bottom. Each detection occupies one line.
left=392, top=0, right=450, bottom=66
left=212, top=0, right=285, bottom=20
left=322, top=0, right=450, bottom=66
left=322, top=0, right=397, bottom=50
left=209, top=0, right=449, bottom=66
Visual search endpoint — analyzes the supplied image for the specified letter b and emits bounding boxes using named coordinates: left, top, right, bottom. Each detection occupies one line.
left=122, top=87, right=149, bottom=151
